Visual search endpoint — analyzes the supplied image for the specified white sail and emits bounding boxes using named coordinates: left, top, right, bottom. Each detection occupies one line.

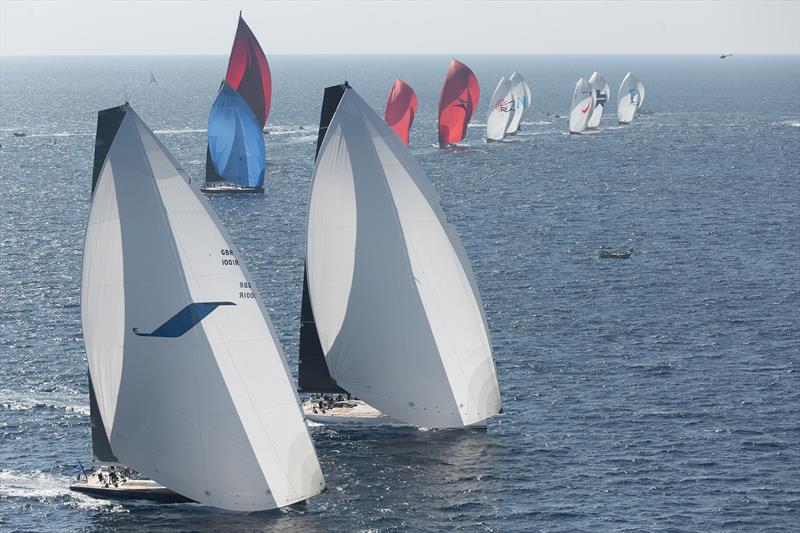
left=306, top=88, right=502, bottom=428
left=506, top=71, right=532, bottom=134
left=82, top=106, right=325, bottom=511
left=569, top=77, right=594, bottom=134
left=586, top=71, right=610, bottom=129
left=617, top=72, right=642, bottom=124
left=486, top=76, right=515, bottom=141
left=636, top=79, right=646, bottom=108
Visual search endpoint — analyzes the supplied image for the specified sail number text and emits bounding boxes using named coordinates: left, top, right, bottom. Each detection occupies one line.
left=220, top=249, right=239, bottom=266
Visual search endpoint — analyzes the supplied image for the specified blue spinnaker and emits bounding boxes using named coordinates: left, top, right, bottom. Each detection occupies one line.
left=207, top=83, right=266, bottom=188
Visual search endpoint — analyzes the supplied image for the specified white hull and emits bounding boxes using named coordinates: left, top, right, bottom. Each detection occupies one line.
left=303, top=399, right=409, bottom=427
left=302, top=399, right=488, bottom=429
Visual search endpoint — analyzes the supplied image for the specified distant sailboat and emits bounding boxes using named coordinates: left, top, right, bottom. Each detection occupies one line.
left=150, top=72, right=157, bottom=84
left=569, top=77, right=594, bottom=134
left=203, top=12, right=271, bottom=193
left=206, top=83, right=266, bottom=188
left=437, top=59, right=480, bottom=147
left=720, top=53, right=732, bottom=59
left=486, top=76, right=515, bottom=141
left=506, top=71, right=532, bottom=135
left=71, top=103, right=325, bottom=510
left=384, top=79, right=418, bottom=145
left=586, top=71, right=609, bottom=129
left=299, top=83, right=502, bottom=428
left=617, top=72, right=643, bottom=124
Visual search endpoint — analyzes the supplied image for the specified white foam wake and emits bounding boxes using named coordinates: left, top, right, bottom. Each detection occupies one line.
left=0, top=389, right=89, bottom=416
left=0, top=469, right=126, bottom=511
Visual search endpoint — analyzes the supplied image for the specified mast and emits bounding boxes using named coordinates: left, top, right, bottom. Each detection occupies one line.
left=297, top=82, right=349, bottom=394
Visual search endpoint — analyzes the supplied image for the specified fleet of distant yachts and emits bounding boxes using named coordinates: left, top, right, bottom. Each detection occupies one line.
left=66, top=12, right=643, bottom=512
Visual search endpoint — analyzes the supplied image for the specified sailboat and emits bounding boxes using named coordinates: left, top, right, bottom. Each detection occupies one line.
left=298, top=83, right=502, bottom=429
left=569, top=77, right=594, bottom=134
left=384, top=79, right=418, bottom=146
left=202, top=12, right=271, bottom=193
left=586, top=71, right=609, bottom=129
left=70, top=103, right=325, bottom=510
left=506, top=71, right=532, bottom=135
left=617, top=72, right=644, bottom=124
left=437, top=59, right=480, bottom=147
left=150, top=71, right=157, bottom=84
left=486, top=76, right=515, bottom=141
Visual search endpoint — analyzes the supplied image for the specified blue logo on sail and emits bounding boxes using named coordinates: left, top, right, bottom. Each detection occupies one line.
left=133, top=302, right=235, bottom=338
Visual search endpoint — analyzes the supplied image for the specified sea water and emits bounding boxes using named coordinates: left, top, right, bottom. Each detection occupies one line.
left=0, top=55, right=798, bottom=531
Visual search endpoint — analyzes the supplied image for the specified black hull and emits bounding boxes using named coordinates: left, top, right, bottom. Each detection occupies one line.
left=200, top=186, right=265, bottom=194
left=70, top=484, right=195, bottom=504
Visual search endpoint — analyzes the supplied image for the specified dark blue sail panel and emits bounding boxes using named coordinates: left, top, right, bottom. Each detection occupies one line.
left=133, top=302, right=235, bottom=338
left=207, top=83, right=266, bottom=188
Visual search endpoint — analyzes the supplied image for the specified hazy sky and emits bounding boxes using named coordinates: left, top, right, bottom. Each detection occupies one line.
left=1, top=0, right=798, bottom=56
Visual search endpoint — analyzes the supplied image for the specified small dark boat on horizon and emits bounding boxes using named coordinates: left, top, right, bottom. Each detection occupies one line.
left=13, top=132, right=26, bottom=137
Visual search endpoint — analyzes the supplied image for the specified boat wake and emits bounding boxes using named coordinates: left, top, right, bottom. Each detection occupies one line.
left=0, top=469, right=126, bottom=511
left=772, top=119, right=800, bottom=128
left=152, top=128, right=206, bottom=135
left=0, top=389, right=89, bottom=416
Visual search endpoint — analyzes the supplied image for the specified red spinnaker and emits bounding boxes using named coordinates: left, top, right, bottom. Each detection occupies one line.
left=384, top=79, right=418, bottom=145
left=225, top=14, right=271, bottom=127
left=437, top=59, right=480, bottom=146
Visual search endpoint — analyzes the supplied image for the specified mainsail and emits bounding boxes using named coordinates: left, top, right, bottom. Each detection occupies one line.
left=617, top=72, right=642, bottom=124
left=298, top=83, right=349, bottom=394
left=83, top=104, right=324, bottom=510
left=569, top=77, right=594, bottom=134
left=207, top=83, right=266, bottom=187
left=305, top=86, right=502, bottom=428
left=437, top=59, right=480, bottom=147
left=384, top=79, right=418, bottom=145
left=506, top=71, right=532, bottom=135
left=586, top=71, right=609, bottom=129
left=486, top=76, right=515, bottom=141
left=205, top=13, right=271, bottom=187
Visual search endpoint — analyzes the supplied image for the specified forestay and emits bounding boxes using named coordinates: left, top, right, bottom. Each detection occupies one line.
left=617, top=72, right=642, bottom=124
left=506, top=71, right=532, bottom=135
left=586, top=71, right=609, bottom=129
left=569, top=77, right=594, bottom=134
left=82, top=105, right=324, bottom=510
left=306, top=88, right=502, bottom=428
left=486, top=76, right=515, bottom=141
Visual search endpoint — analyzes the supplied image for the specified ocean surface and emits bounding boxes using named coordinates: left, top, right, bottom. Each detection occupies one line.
left=0, top=54, right=798, bottom=532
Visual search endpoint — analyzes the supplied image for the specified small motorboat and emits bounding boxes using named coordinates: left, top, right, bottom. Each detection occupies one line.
left=13, top=132, right=26, bottom=137
left=599, top=247, right=633, bottom=258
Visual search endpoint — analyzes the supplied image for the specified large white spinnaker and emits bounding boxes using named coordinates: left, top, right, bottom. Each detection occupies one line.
left=506, top=71, right=532, bottom=135
left=82, top=104, right=325, bottom=511
left=486, top=76, right=515, bottom=141
left=569, top=77, right=594, bottom=134
left=586, top=71, right=610, bottom=129
left=617, top=72, right=642, bottom=124
left=306, top=88, right=502, bottom=428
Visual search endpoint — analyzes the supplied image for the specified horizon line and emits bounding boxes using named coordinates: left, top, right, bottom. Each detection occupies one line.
left=2, top=52, right=798, bottom=58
